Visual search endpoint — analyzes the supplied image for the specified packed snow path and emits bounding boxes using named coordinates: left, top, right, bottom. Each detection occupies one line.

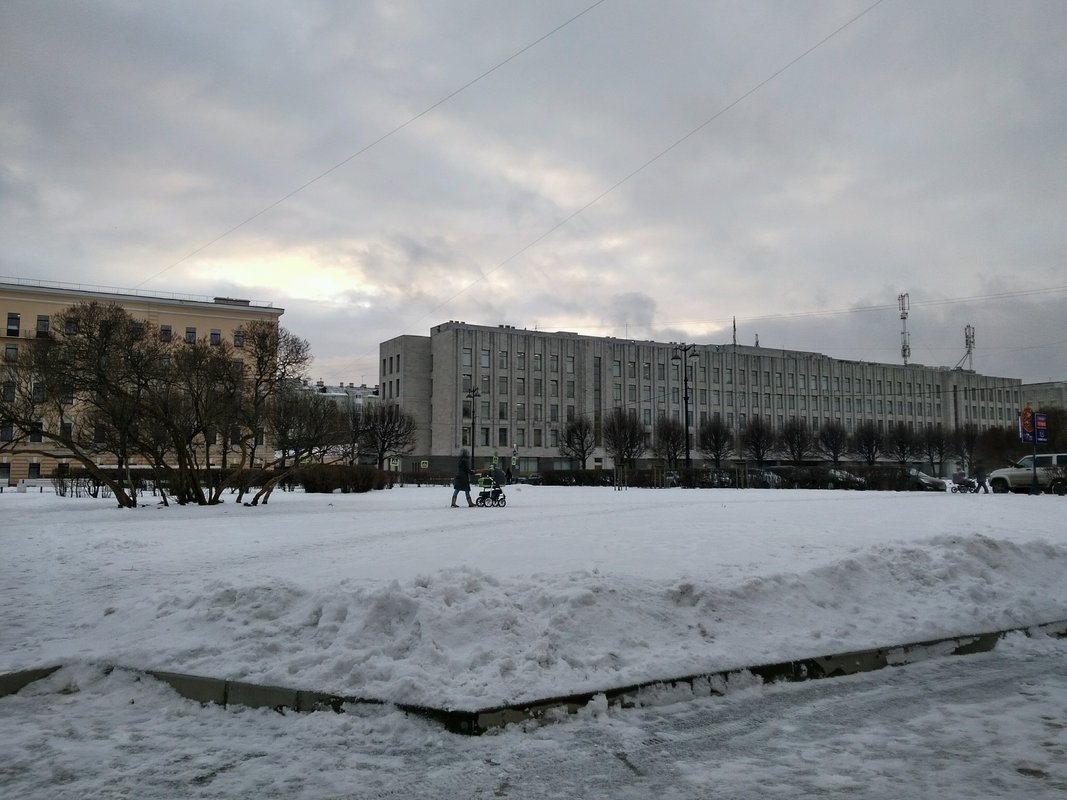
left=2, top=635, right=1065, bottom=799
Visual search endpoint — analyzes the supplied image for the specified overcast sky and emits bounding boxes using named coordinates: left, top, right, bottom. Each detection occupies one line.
left=3, top=0, right=1066, bottom=385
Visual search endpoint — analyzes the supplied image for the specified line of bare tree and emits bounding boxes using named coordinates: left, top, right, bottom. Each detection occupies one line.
left=558, top=408, right=1061, bottom=475
left=1, top=301, right=416, bottom=507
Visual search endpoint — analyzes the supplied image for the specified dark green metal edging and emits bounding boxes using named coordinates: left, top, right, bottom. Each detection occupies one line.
left=3, top=619, right=1064, bottom=735
left=0, top=665, right=62, bottom=698
left=460, top=619, right=1066, bottom=734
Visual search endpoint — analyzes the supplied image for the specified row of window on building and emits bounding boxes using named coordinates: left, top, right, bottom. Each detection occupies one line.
left=4, top=312, right=246, bottom=353
left=457, top=375, right=1016, bottom=427
left=457, top=347, right=1017, bottom=405
left=1, top=420, right=264, bottom=447
left=463, top=397, right=957, bottom=425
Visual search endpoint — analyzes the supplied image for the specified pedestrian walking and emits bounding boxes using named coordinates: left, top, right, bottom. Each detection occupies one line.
left=973, top=461, right=989, bottom=493
left=451, top=449, right=475, bottom=507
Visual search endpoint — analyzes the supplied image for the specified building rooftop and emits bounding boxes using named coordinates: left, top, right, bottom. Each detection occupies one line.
left=1, top=276, right=280, bottom=311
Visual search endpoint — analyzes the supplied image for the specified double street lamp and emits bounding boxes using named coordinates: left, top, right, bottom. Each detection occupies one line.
left=672, top=343, right=699, bottom=469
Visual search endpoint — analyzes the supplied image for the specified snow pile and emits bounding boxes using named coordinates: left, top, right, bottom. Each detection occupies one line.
left=2, top=488, right=1065, bottom=709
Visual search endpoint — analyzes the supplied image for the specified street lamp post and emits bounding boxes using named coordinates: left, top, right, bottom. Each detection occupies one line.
left=672, top=343, right=698, bottom=470
left=466, top=387, right=481, bottom=467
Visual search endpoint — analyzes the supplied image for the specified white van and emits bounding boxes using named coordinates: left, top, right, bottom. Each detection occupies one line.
left=988, top=453, right=1067, bottom=495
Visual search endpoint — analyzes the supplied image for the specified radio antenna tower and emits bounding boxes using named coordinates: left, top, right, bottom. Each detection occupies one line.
left=898, top=292, right=911, bottom=365
left=955, top=324, right=975, bottom=370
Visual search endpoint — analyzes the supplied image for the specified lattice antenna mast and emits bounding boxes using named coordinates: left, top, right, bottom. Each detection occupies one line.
left=955, top=324, right=975, bottom=370
left=898, top=292, right=911, bottom=365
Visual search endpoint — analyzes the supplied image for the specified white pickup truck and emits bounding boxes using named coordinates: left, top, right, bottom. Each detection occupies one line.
left=988, top=453, right=1067, bottom=495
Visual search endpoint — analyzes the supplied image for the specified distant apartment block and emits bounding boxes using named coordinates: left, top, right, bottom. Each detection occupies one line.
left=299, top=379, right=380, bottom=411
left=381, top=321, right=1025, bottom=473
left=294, top=380, right=381, bottom=466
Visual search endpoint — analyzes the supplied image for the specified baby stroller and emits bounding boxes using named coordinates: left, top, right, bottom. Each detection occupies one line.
left=951, top=476, right=978, bottom=493
left=475, top=475, right=507, bottom=507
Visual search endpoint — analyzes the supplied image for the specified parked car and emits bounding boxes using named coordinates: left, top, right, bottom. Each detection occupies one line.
left=908, top=467, right=946, bottom=492
left=519, top=473, right=543, bottom=486
left=988, top=453, right=1067, bottom=494
left=827, top=469, right=866, bottom=489
left=748, top=469, right=782, bottom=488
left=696, top=470, right=734, bottom=488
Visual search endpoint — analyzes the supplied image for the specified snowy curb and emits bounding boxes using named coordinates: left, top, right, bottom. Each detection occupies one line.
left=4, top=618, right=1066, bottom=735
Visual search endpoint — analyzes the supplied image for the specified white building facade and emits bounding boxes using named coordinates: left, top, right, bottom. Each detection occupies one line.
left=381, top=321, right=1025, bottom=474
left=1020, top=380, right=1067, bottom=414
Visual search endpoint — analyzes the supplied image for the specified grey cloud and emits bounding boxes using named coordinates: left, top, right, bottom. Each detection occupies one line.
left=2, top=0, right=1065, bottom=385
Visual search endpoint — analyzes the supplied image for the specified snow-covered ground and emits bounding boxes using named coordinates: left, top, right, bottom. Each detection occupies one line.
left=2, top=485, right=1066, bottom=798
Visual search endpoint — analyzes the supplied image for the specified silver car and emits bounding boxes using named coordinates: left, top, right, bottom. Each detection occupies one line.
left=988, top=454, right=1067, bottom=494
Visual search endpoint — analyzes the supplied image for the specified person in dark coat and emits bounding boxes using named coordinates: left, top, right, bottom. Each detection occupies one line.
left=451, top=449, right=475, bottom=507
left=972, top=461, right=989, bottom=493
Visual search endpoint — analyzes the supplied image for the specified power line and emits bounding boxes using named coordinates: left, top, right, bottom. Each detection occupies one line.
left=134, top=0, right=610, bottom=290
left=407, top=0, right=889, bottom=330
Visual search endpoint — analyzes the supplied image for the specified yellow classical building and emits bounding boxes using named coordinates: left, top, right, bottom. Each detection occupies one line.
left=1, top=278, right=284, bottom=485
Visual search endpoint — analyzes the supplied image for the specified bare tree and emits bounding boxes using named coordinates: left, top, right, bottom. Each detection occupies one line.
left=164, top=338, right=245, bottom=504
left=652, top=413, right=685, bottom=470
left=1, top=302, right=157, bottom=507
left=1043, top=406, right=1066, bottom=451
left=228, top=321, right=311, bottom=479
left=697, top=415, right=734, bottom=469
left=1, top=300, right=315, bottom=508
left=922, top=425, right=951, bottom=476
left=852, top=421, right=883, bottom=465
left=952, top=423, right=980, bottom=473
left=602, top=407, right=645, bottom=467
left=247, top=388, right=348, bottom=505
left=816, top=421, right=849, bottom=467
left=779, top=418, right=817, bottom=465
left=741, top=416, right=776, bottom=467
left=974, top=424, right=1021, bottom=471
left=885, top=422, right=920, bottom=467
left=559, top=415, right=596, bottom=469
left=331, top=401, right=366, bottom=466
left=358, top=403, right=418, bottom=469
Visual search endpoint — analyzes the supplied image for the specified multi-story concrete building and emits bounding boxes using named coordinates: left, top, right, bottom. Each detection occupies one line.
left=1021, top=380, right=1067, bottom=413
left=1, top=278, right=283, bottom=484
left=381, top=321, right=1025, bottom=473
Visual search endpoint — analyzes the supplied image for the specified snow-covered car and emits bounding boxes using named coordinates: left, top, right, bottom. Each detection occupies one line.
left=908, top=468, right=946, bottom=492
left=828, top=469, right=866, bottom=489
left=748, top=469, right=782, bottom=488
